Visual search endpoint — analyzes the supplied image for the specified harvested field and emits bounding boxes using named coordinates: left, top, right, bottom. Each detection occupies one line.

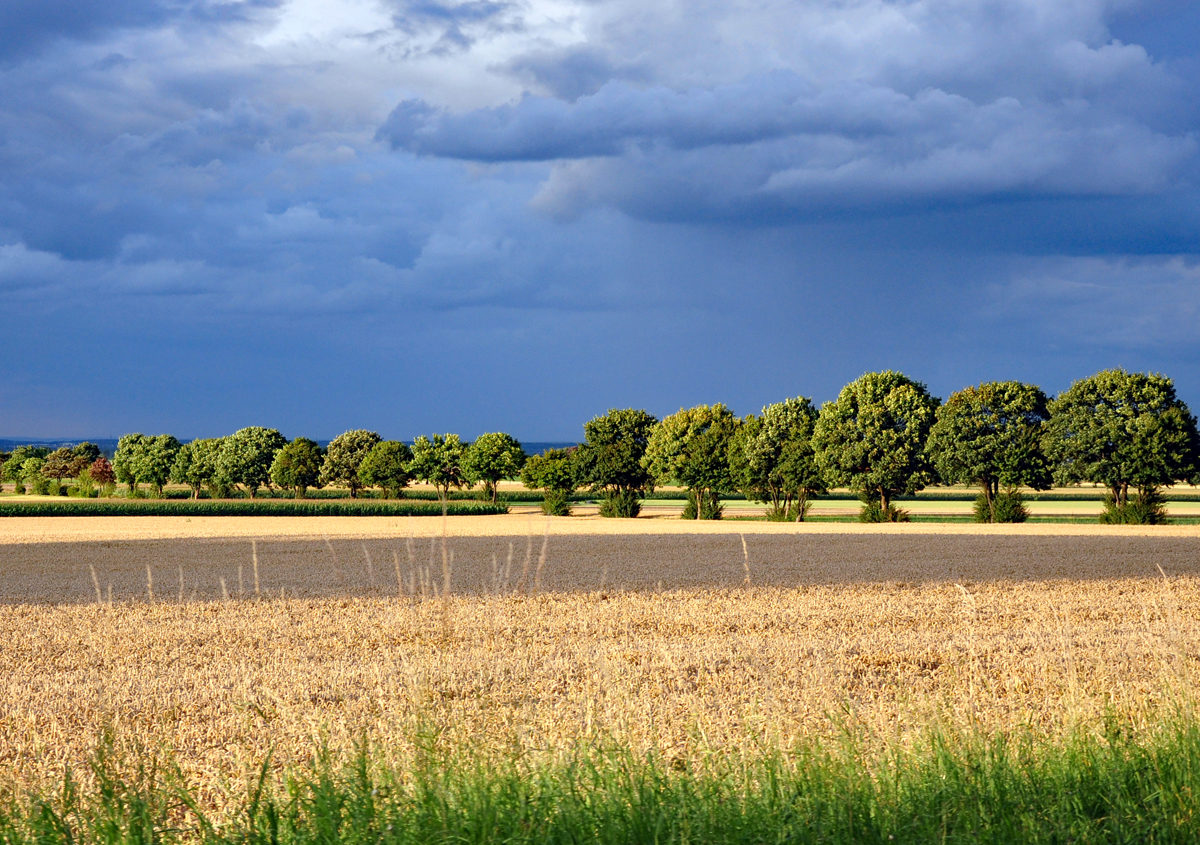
left=1, top=517, right=1198, bottom=814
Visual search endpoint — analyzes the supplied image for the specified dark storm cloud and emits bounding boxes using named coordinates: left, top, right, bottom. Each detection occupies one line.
left=2, top=0, right=1200, bottom=439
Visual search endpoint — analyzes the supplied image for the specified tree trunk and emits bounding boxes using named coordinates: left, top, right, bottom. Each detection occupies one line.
left=981, top=479, right=997, bottom=523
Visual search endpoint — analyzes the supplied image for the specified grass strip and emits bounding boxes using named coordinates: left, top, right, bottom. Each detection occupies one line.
left=0, top=500, right=508, bottom=517
left=4, top=717, right=1200, bottom=845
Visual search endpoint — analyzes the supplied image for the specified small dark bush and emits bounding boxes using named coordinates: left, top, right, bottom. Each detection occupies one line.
left=1100, top=488, right=1169, bottom=525
left=973, top=490, right=1029, bottom=523
left=540, top=489, right=572, bottom=516
left=681, top=490, right=722, bottom=520
left=858, top=496, right=909, bottom=523
left=598, top=490, right=641, bottom=518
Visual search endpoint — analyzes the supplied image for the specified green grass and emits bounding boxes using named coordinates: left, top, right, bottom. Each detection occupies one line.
left=0, top=500, right=508, bottom=517
left=6, top=715, right=1200, bottom=845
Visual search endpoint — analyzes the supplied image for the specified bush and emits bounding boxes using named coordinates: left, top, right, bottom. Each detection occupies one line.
left=681, top=489, right=722, bottom=520
left=859, top=496, right=910, bottom=523
left=764, top=498, right=812, bottom=521
left=972, top=490, right=1029, bottom=523
left=13, top=481, right=25, bottom=494
left=29, top=475, right=49, bottom=496
left=540, top=489, right=572, bottom=516
left=1100, top=488, right=1169, bottom=525
left=599, top=490, right=641, bottom=518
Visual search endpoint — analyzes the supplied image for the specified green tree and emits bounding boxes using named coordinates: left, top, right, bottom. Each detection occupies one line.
left=321, top=430, right=382, bottom=498
left=3, top=446, right=48, bottom=493
left=409, top=434, right=468, bottom=504
left=113, top=434, right=148, bottom=495
left=925, top=381, right=1052, bottom=523
left=171, top=438, right=227, bottom=499
left=463, top=432, right=526, bottom=503
left=73, top=442, right=102, bottom=464
left=729, top=397, right=827, bottom=521
left=575, top=408, right=658, bottom=518
left=217, top=427, right=287, bottom=498
left=358, top=440, right=413, bottom=499
left=269, top=437, right=324, bottom=499
left=521, top=447, right=578, bottom=516
left=21, top=457, right=48, bottom=494
left=643, top=404, right=740, bottom=520
left=1043, top=369, right=1199, bottom=524
left=812, top=371, right=940, bottom=522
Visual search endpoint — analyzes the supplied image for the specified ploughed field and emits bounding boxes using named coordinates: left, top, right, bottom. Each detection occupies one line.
left=1, top=516, right=1199, bottom=814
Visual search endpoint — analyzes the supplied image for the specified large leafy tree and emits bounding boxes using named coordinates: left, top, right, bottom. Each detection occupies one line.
left=217, top=427, right=287, bottom=498
left=358, top=440, right=413, bottom=499
left=729, top=397, right=827, bottom=521
left=320, top=430, right=382, bottom=498
left=575, top=408, right=658, bottom=518
left=2, top=445, right=49, bottom=483
left=1043, top=369, right=1199, bottom=518
left=462, top=432, right=526, bottom=503
left=88, top=457, right=116, bottom=490
left=521, top=447, right=578, bottom=516
left=269, top=437, right=324, bottom=499
left=114, top=434, right=181, bottom=496
left=171, top=438, right=226, bottom=499
left=42, top=447, right=90, bottom=483
left=643, top=403, right=740, bottom=520
left=812, top=371, right=940, bottom=521
left=409, top=434, right=468, bottom=503
left=926, top=381, right=1052, bottom=522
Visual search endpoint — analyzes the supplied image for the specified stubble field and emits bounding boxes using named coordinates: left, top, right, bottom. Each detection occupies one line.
left=2, top=515, right=1199, bottom=817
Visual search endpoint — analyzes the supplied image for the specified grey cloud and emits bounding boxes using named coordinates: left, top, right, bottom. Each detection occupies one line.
left=505, top=46, right=651, bottom=100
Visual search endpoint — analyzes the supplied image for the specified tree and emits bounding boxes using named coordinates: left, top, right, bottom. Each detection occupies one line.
left=268, top=438, right=324, bottom=498
left=462, top=432, right=526, bottom=503
left=357, top=440, right=413, bottom=499
left=925, top=381, right=1052, bottom=523
left=42, top=447, right=90, bottom=483
left=643, top=404, right=740, bottom=520
left=575, top=408, right=658, bottom=518
left=521, top=447, right=578, bottom=516
left=113, top=434, right=148, bottom=494
left=321, top=430, right=382, bottom=498
left=4, top=446, right=48, bottom=484
left=1043, top=369, right=1199, bottom=524
left=88, top=457, right=116, bottom=495
left=172, top=438, right=226, bottom=498
left=113, top=434, right=180, bottom=496
left=729, top=397, right=827, bottom=521
left=20, top=457, right=48, bottom=494
left=73, top=442, right=102, bottom=464
left=409, top=434, right=468, bottom=504
left=216, top=427, right=287, bottom=498
left=812, top=371, right=940, bottom=522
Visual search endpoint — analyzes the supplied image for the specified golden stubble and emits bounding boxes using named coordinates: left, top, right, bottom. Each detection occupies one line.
left=1, top=572, right=1197, bottom=810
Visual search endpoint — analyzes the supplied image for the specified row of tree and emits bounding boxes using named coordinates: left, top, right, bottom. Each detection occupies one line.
left=2, top=368, right=1196, bottom=524
left=521, top=368, right=1200, bottom=524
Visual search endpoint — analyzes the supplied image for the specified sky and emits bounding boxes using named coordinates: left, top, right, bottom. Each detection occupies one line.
left=1, top=0, right=1198, bottom=441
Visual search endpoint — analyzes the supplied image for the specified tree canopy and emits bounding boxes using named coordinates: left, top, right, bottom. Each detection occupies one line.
left=357, top=440, right=413, bottom=499
left=1043, top=369, right=1199, bottom=511
left=812, top=371, right=940, bottom=521
left=409, top=434, right=468, bottom=503
left=114, top=433, right=182, bottom=496
left=171, top=437, right=226, bottom=498
left=643, top=403, right=740, bottom=519
left=271, top=437, right=325, bottom=498
left=521, top=447, right=578, bottom=516
left=925, top=381, right=1052, bottom=522
left=216, top=427, right=286, bottom=497
left=321, top=430, right=382, bottom=497
left=729, top=397, right=826, bottom=521
left=462, top=432, right=526, bottom=503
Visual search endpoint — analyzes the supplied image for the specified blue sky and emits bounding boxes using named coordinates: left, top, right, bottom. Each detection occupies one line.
left=1, top=0, right=1198, bottom=441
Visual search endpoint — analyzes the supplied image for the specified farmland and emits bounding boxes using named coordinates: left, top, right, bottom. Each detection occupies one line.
left=2, top=515, right=1199, bottom=827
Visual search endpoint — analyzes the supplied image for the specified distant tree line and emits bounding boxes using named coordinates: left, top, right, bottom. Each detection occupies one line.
left=2, top=368, right=1197, bottom=524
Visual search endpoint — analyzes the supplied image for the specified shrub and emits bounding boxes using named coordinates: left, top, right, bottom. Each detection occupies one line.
left=599, top=489, right=641, bottom=518
left=973, top=490, right=1028, bottom=523
left=681, top=489, right=722, bottom=520
left=858, top=495, right=910, bottom=523
left=1100, top=487, right=1169, bottom=525
left=540, top=489, right=572, bottom=516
